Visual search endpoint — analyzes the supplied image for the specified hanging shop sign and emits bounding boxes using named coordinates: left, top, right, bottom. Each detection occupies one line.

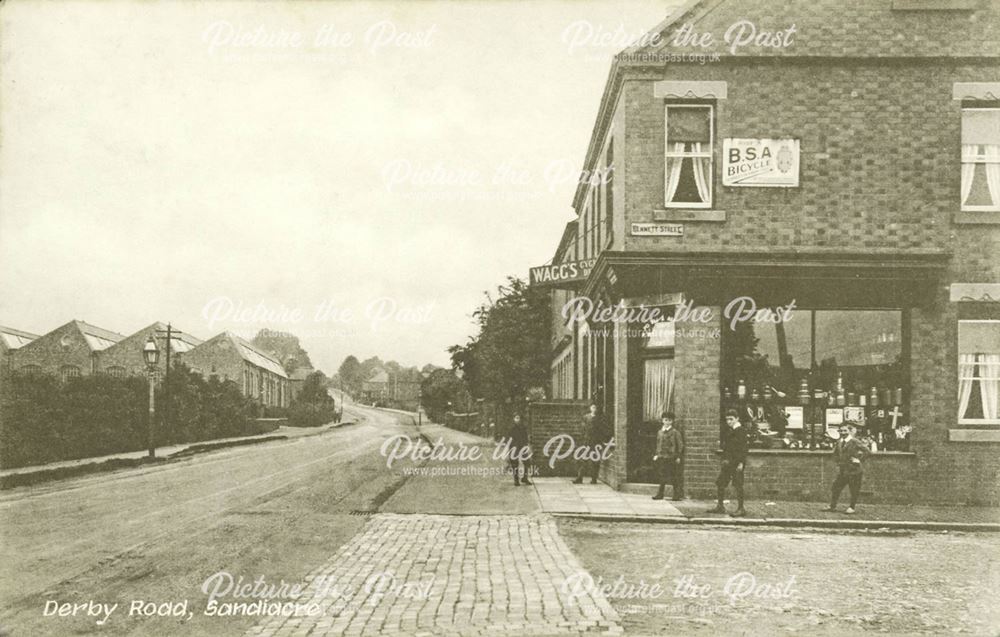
left=722, top=138, right=800, bottom=187
left=529, top=257, right=597, bottom=286
left=631, top=223, right=684, bottom=236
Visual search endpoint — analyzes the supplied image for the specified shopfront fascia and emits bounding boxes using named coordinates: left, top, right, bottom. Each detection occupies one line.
left=571, top=250, right=950, bottom=488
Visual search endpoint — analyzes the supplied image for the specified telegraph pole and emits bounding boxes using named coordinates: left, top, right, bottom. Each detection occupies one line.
left=155, top=323, right=184, bottom=439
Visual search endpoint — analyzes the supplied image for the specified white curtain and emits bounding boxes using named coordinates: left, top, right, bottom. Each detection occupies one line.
left=665, top=142, right=686, bottom=203
left=961, top=145, right=977, bottom=206
left=958, top=354, right=976, bottom=420
left=691, top=142, right=711, bottom=203
left=985, top=145, right=1000, bottom=208
left=980, top=354, right=1000, bottom=420
left=643, top=359, right=675, bottom=421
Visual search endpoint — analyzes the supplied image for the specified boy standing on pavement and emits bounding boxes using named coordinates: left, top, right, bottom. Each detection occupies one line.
left=822, top=422, right=869, bottom=514
left=572, top=403, right=606, bottom=484
left=508, top=413, right=533, bottom=486
left=709, top=409, right=748, bottom=517
left=652, top=411, right=684, bottom=501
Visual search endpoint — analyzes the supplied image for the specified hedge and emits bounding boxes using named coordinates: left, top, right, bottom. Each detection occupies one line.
left=0, top=365, right=257, bottom=469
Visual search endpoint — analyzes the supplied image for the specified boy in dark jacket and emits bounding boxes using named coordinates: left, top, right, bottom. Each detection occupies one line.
left=508, top=414, right=532, bottom=486
left=709, top=409, right=748, bottom=516
left=822, top=422, right=869, bottom=513
left=652, top=411, right=684, bottom=501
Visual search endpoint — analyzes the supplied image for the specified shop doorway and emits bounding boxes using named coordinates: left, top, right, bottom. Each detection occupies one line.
left=627, top=319, right=676, bottom=482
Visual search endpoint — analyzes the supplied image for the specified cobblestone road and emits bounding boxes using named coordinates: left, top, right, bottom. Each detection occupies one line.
left=247, top=514, right=623, bottom=637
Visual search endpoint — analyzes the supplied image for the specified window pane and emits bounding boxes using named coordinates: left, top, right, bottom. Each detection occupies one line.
left=643, top=319, right=675, bottom=349
left=959, top=321, right=1000, bottom=354
left=667, top=157, right=709, bottom=203
left=725, top=309, right=811, bottom=394
left=962, top=109, right=1000, bottom=146
left=814, top=311, right=904, bottom=398
left=667, top=107, right=710, bottom=143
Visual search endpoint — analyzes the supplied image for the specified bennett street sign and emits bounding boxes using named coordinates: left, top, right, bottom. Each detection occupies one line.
left=529, top=257, right=597, bottom=286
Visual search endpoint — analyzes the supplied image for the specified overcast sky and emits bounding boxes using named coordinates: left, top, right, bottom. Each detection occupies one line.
left=0, top=0, right=677, bottom=374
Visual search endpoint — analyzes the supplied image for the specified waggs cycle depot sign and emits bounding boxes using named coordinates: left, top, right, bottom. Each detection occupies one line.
left=529, top=258, right=597, bottom=287
left=722, top=138, right=800, bottom=187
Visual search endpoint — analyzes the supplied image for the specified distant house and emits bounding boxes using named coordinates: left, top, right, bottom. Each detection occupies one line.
left=97, top=322, right=203, bottom=379
left=184, top=332, right=290, bottom=408
left=360, top=368, right=420, bottom=407
left=10, top=320, right=123, bottom=380
left=0, top=325, right=40, bottom=374
left=360, top=368, right=390, bottom=404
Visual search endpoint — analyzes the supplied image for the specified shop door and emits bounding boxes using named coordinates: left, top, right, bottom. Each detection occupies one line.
left=627, top=319, right=676, bottom=482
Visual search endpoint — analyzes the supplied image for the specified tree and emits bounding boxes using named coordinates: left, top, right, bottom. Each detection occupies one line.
left=337, top=355, right=364, bottom=397
left=449, top=276, right=550, bottom=405
left=420, top=368, right=467, bottom=422
left=297, top=371, right=333, bottom=405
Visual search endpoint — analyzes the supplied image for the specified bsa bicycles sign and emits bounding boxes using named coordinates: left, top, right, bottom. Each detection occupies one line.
left=722, top=138, right=800, bottom=187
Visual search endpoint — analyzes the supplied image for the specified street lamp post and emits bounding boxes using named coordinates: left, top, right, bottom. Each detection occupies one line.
left=142, top=336, right=160, bottom=458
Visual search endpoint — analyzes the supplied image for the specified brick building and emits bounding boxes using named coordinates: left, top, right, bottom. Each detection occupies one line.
left=97, top=322, right=203, bottom=379
left=183, top=332, right=290, bottom=408
left=9, top=320, right=123, bottom=380
left=0, top=325, right=39, bottom=374
left=531, top=0, right=1000, bottom=505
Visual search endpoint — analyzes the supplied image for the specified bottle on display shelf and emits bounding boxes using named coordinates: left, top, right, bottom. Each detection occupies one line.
left=859, top=393, right=867, bottom=407
left=763, top=385, right=774, bottom=402
left=892, top=387, right=903, bottom=405
left=737, top=379, right=747, bottom=401
left=798, top=378, right=811, bottom=405
left=847, top=391, right=856, bottom=406
left=723, top=386, right=732, bottom=402
left=869, top=386, right=879, bottom=407
left=879, top=388, right=891, bottom=406
left=750, top=387, right=761, bottom=402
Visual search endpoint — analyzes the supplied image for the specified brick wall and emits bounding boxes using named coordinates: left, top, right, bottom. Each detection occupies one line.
left=10, top=323, right=98, bottom=376
left=528, top=400, right=588, bottom=476
left=621, top=61, right=997, bottom=254
left=673, top=306, right=724, bottom=498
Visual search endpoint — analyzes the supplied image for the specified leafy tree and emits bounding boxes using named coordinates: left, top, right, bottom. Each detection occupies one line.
left=449, top=276, right=550, bottom=405
left=337, top=355, right=364, bottom=396
left=420, top=368, right=467, bottom=422
left=297, top=371, right=333, bottom=405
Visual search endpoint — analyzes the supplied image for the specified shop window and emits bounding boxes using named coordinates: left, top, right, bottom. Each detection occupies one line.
left=19, top=364, right=42, bottom=376
left=721, top=309, right=908, bottom=451
left=958, top=321, right=1000, bottom=424
left=60, top=365, right=82, bottom=382
left=106, top=366, right=127, bottom=379
left=961, top=108, right=1000, bottom=211
left=665, top=104, right=713, bottom=208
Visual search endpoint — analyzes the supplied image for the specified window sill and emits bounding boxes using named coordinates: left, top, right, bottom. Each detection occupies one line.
left=955, top=210, right=1000, bottom=225
left=949, top=429, right=1000, bottom=442
left=653, top=209, right=726, bottom=222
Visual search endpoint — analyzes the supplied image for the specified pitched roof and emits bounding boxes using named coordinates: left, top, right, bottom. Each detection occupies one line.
left=73, top=320, right=125, bottom=351
left=0, top=324, right=40, bottom=350
left=101, top=322, right=204, bottom=356
left=225, top=332, right=289, bottom=378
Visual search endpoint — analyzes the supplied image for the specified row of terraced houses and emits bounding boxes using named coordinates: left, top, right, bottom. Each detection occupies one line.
left=0, top=321, right=291, bottom=408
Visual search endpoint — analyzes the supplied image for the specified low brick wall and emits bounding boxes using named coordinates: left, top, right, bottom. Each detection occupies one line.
left=734, top=451, right=919, bottom=504
left=528, top=400, right=588, bottom=476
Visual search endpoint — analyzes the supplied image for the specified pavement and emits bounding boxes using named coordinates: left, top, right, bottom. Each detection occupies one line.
left=534, top=477, right=1000, bottom=532
left=0, top=417, right=352, bottom=478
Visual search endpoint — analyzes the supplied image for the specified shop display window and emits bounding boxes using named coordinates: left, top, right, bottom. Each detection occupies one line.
left=721, top=309, right=909, bottom=451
